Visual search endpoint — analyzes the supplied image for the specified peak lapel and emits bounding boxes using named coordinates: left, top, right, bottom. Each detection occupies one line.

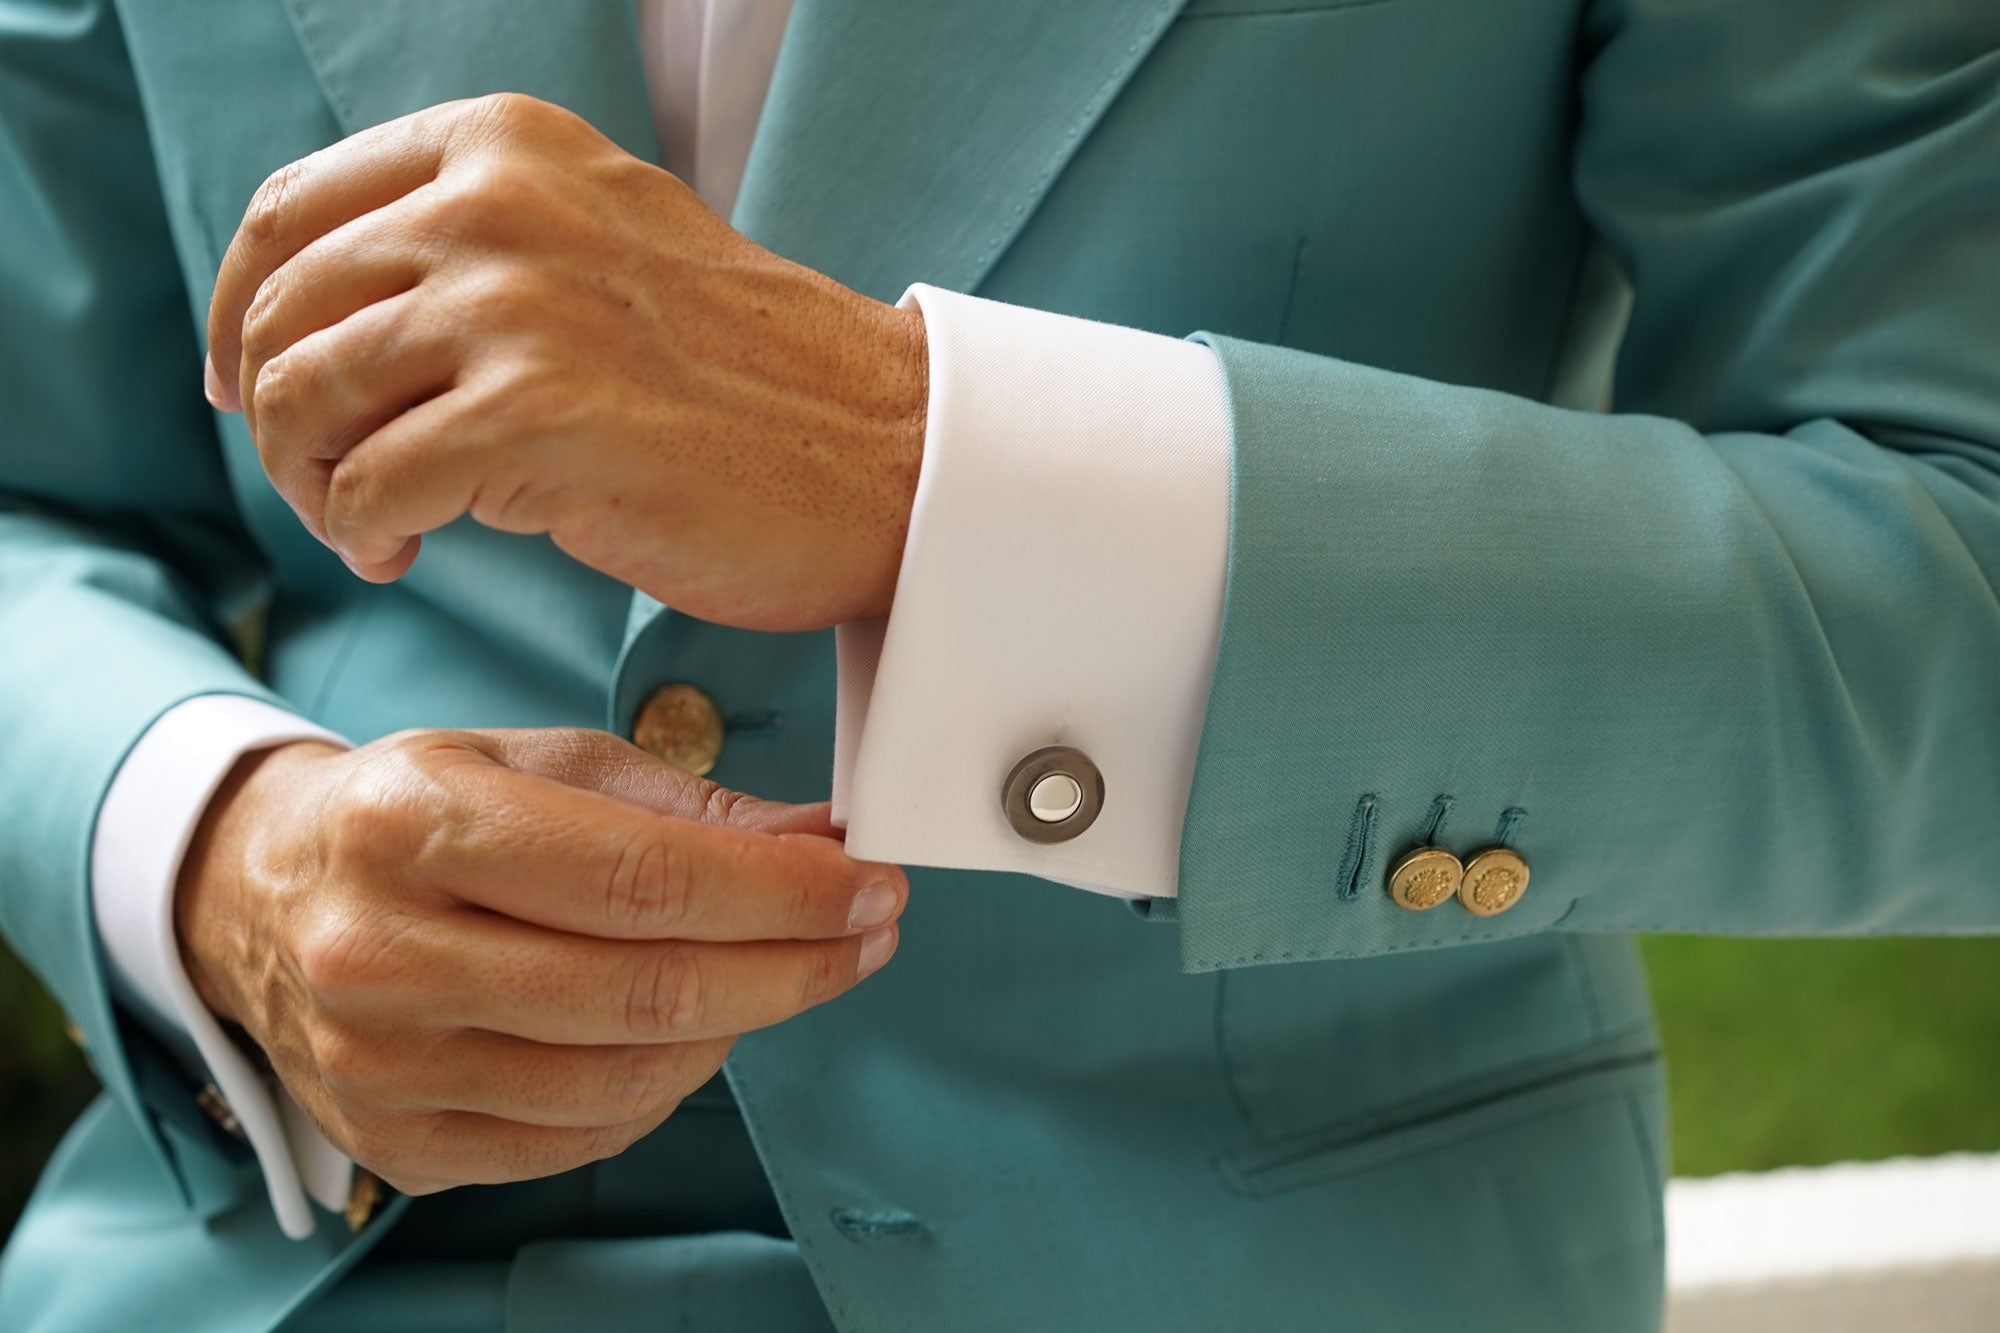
left=281, top=0, right=1194, bottom=301
left=279, top=0, right=659, bottom=162
left=732, top=0, right=1194, bottom=302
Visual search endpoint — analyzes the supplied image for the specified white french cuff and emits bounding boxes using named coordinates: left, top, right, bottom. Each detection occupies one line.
left=91, top=693, right=356, bottom=1240
left=832, top=284, right=1233, bottom=899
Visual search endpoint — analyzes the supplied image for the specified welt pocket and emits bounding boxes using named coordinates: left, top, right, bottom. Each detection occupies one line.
left=1177, top=0, right=1402, bottom=19
left=1217, top=1051, right=1659, bottom=1199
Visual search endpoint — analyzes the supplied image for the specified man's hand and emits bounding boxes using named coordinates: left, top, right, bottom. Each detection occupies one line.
left=205, top=92, right=927, bottom=631
left=175, top=727, right=904, bottom=1196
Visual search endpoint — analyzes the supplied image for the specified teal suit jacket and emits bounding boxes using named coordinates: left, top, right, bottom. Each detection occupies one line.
left=2, top=0, right=1996, bottom=1329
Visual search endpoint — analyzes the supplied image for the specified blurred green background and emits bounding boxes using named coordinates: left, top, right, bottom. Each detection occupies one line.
left=4, top=934, right=1999, bottom=1240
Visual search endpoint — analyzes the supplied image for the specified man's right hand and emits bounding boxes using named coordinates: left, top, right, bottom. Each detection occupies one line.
left=173, top=726, right=904, bottom=1197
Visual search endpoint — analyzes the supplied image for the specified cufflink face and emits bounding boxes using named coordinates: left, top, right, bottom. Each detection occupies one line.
left=1002, top=746, right=1104, bottom=843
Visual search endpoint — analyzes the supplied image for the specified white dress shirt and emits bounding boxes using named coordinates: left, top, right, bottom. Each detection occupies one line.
left=90, top=0, right=1232, bottom=1238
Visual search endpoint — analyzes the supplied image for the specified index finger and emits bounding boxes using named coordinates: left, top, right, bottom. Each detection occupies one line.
left=426, top=761, right=907, bottom=944
left=206, top=108, right=455, bottom=412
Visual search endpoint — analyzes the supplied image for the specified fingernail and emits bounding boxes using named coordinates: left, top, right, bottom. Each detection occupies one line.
left=203, top=355, right=238, bottom=412
left=857, top=926, right=896, bottom=978
left=847, top=880, right=899, bottom=931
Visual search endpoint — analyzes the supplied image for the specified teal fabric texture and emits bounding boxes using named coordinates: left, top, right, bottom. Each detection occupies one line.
left=1, top=0, right=1994, bottom=1330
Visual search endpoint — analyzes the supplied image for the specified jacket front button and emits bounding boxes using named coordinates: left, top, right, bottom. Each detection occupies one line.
left=632, top=683, right=726, bottom=776
left=1388, top=846, right=1463, bottom=910
left=1459, top=847, right=1530, bottom=916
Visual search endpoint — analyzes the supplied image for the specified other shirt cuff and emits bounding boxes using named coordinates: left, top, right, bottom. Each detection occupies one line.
left=91, top=693, right=356, bottom=1239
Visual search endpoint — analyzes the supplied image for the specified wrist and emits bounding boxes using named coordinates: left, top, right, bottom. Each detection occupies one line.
left=851, top=299, right=927, bottom=620
left=174, top=740, right=341, bottom=1027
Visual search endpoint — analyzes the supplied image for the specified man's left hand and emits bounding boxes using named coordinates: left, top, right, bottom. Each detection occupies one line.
left=206, top=92, right=927, bottom=631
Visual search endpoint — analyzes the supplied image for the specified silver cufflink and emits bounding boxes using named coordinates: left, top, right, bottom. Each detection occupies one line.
left=1002, top=746, right=1104, bottom=843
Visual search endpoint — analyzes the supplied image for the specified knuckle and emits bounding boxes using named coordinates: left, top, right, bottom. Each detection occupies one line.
left=603, top=828, right=691, bottom=935
left=778, top=845, right=835, bottom=930
left=599, top=1047, right=670, bottom=1122
left=343, top=1123, right=397, bottom=1174
left=307, top=1024, right=377, bottom=1095
left=381, top=1111, right=473, bottom=1191
left=564, top=1112, right=648, bottom=1168
left=416, top=178, right=479, bottom=246
left=472, top=91, right=537, bottom=131
left=466, top=156, right=534, bottom=206
left=378, top=1171, right=443, bottom=1198
left=324, top=451, right=389, bottom=533
left=251, top=350, right=316, bottom=437
left=242, top=161, right=304, bottom=250
left=464, top=462, right=552, bottom=534
left=465, top=91, right=576, bottom=145
left=295, top=907, right=404, bottom=1002
left=238, top=285, right=290, bottom=370
left=798, top=942, right=851, bottom=1010
left=376, top=726, right=434, bottom=752
left=325, top=784, right=411, bottom=874
left=431, top=165, right=546, bottom=255
left=454, top=264, right=548, bottom=329
left=423, top=178, right=506, bottom=254
left=700, top=784, right=749, bottom=827
left=576, top=1120, right=642, bottom=1168
left=625, top=944, right=703, bottom=1040
left=790, top=872, right=822, bottom=936
left=365, top=1132, right=444, bottom=1196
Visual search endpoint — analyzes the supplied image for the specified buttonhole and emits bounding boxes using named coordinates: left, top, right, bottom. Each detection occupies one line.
left=1335, top=794, right=1379, bottom=901
left=724, top=710, right=784, bottom=737
left=1421, top=793, right=1455, bottom=847
left=830, top=1207, right=928, bottom=1240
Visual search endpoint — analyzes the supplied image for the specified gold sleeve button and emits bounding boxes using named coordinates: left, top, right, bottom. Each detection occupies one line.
left=632, top=683, right=726, bottom=776
left=1388, top=846, right=1464, bottom=911
left=1459, top=847, right=1530, bottom=917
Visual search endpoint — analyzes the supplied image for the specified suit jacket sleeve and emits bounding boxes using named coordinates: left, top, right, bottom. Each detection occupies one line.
left=0, top=0, right=284, bottom=1203
left=1171, top=0, right=2000, bottom=970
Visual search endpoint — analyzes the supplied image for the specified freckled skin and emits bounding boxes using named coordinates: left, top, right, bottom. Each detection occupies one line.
left=207, top=91, right=928, bottom=632
left=176, top=729, right=907, bottom=1196
left=184, top=93, right=932, bottom=1192
left=184, top=98, right=933, bottom=1191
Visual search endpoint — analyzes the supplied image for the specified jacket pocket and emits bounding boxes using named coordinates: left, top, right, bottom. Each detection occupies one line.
left=1218, top=1046, right=1661, bottom=1199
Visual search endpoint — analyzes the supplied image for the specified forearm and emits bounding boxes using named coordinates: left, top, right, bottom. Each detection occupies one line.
left=1174, top=338, right=2000, bottom=970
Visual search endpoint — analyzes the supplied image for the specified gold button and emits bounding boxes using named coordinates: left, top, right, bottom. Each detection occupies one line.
left=346, top=1169, right=384, bottom=1234
left=196, top=1083, right=246, bottom=1141
left=632, top=683, right=725, bottom=776
left=1459, top=847, right=1530, bottom=917
left=1388, top=846, right=1463, bottom=911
